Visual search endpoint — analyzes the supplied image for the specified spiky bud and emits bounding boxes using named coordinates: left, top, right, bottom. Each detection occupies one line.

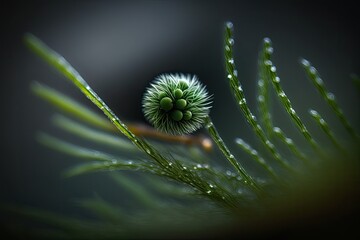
left=142, top=74, right=212, bottom=135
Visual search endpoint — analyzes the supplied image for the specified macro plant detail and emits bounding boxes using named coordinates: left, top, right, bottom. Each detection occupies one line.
left=3, top=21, right=358, bottom=238
left=142, top=74, right=212, bottom=135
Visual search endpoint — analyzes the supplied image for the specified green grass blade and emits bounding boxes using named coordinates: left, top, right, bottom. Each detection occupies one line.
left=257, top=41, right=274, bottom=136
left=31, top=82, right=112, bottom=131
left=224, top=22, right=291, bottom=171
left=76, top=196, right=124, bottom=224
left=204, top=116, right=263, bottom=194
left=261, top=39, right=319, bottom=151
left=308, top=109, right=346, bottom=153
left=234, top=138, right=278, bottom=180
left=110, top=172, right=161, bottom=209
left=301, top=59, right=358, bottom=139
left=272, top=127, right=308, bottom=163
left=52, top=114, right=137, bottom=152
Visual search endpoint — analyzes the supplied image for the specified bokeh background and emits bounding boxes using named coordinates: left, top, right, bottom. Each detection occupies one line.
left=1, top=0, right=359, bottom=236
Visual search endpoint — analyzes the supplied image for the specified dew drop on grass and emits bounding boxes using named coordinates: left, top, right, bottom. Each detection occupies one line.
left=228, top=38, right=234, bottom=46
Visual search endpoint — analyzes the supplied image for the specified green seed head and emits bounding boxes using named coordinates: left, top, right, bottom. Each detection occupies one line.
left=142, top=73, right=212, bottom=135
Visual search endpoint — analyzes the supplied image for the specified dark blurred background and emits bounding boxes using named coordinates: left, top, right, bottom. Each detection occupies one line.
left=0, top=0, right=359, bottom=236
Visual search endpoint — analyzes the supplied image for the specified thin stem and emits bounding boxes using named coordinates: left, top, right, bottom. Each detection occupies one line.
left=257, top=40, right=274, bottom=137
left=224, top=22, right=291, bottom=171
left=272, top=127, right=308, bottom=163
left=309, top=109, right=346, bottom=153
left=262, top=39, right=319, bottom=152
left=204, top=116, right=263, bottom=194
left=301, top=59, right=358, bottom=140
left=235, top=138, right=278, bottom=180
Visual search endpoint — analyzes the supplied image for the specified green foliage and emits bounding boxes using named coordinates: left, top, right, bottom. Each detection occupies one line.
left=4, top=24, right=358, bottom=238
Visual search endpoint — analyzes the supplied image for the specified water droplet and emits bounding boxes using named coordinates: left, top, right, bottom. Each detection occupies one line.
left=270, top=66, right=277, bottom=72
left=258, top=95, right=265, bottom=102
left=226, top=170, right=232, bottom=176
left=309, top=109, right=317, bottom=116
left=285, top=138, right=293, bottom=144
left=111, top=118, right=116, bottom=122
left=226, top=22, right=234, bottom=29
left=273, top=127, right=281, bottom=133
left=239, top=99, right=247, bottom=105
left=196, top=163, right=202, bottom=168
left=266, top=47, right=273, bottom=54
left=289, top=108, right=296, bottom=115
left=206, top=190, right=212, bottom=194
left=244, top=180, right=248, bottom=184
left=227, top=74, right=232, bottom=79
left=228, top=58, right=234, bottom=64
left=193, top=166, right=197, bottom=170
left=233, top=70, right=238, bottom=77
left=258, top=80, right=264, bottom=87
left=225, top=45, right=230, bottom=52
left=327, top=92, right=335, bottom=101
left=309, top=66, right=317, bottom=75
left=209, top=184, right=214, bottom=188
left=203, top=164, right=209, bottom=169
left=315, top=77, right=323, bottom=85
left=301, top=59, right=310, bottom=67
left=86, top=86, right=91, bottom=90
left=264, top=60, right=272, bottom=66
left=146, top=149, right=152, bottom=154
left=127, top=161, right=133, bottom=165
left=258, top=158, right=266, bottom=164
left=205, top=122, right=213, bottom=129
left=251, top=150, right=257, bottom=155
left=182, top=166, right=187, bottom=170
left=320, top=119, right=326, bottom=125
left=264, top=37, right=271, bottom=44
left=228, top=38, right=234, bottom=46
left=238, top=86, right=243, bottom=92
left=251, top=115, right=257, bottom=121
left=279, top=91, right=286, bottom=97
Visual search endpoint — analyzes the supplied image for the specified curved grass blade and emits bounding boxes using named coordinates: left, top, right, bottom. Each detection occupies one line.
left=224, top=22, right=291, bottom=171
left=31, top=81, right=112, bottom=131
left=301, top=59, right=358, bottom=139
left=309, top=109, right=346, bottom=153
left=272, top=127, right=308, bottom=163
left=261, top=39, right=319, bottom=152
left=52, top=114, right=137, bottom=152
left=234, top=138, right=278, bottom=180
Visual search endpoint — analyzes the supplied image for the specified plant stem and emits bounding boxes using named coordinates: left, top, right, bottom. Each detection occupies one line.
left=204, top=116, right=263, bottom=194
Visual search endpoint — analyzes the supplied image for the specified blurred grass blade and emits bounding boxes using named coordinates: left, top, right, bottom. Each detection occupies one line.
left=31, top=82, right=112, bottom=131
left=76, top=196, right=124, bottom=224
left=52, top=114, right=137, bottom=152
left=37, top=132, right=125, bottom=162
left=110, top=172, right=161, bottom=209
